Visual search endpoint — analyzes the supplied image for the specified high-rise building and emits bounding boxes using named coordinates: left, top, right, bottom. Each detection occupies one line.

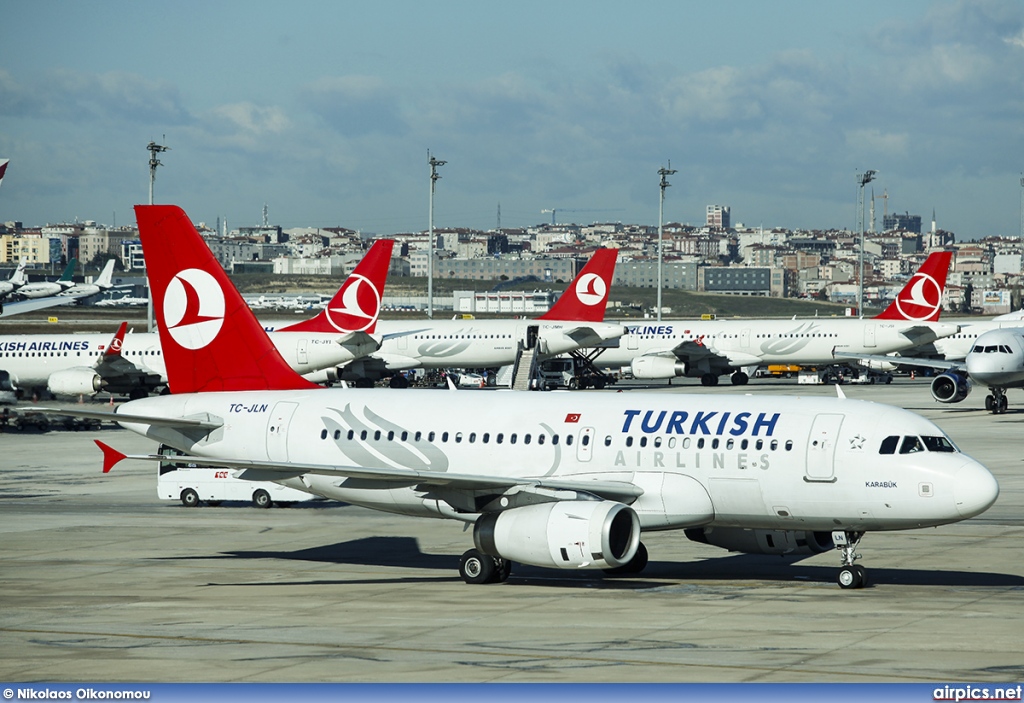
left=706, top=205, right=731, bottom=229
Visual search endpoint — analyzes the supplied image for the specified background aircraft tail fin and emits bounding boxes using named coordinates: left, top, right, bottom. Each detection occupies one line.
left=874, top=251, right=952, bottom=322
left=278, top=239, right=393, bottom=334
left=100, top=321, right=128, bottom=360
left=537, top=247, right=618, bottom=322
left=134, top=204, right=318, bottom=393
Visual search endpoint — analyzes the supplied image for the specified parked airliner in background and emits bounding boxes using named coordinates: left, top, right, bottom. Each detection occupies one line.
left=845, top=327, right=1024, bottom=415
left=0, top=261, right=28, bottom=308
left=263, top=247, right=624, bottom=388
left=591, top=252, right=957, bottom=386
left=14, top=259, right=78, bottom=300
left=55, top=259, right=118, bottom=300
left=0, top=241, right=394, bottom=399
left=45, top=204, right=999, bottom=590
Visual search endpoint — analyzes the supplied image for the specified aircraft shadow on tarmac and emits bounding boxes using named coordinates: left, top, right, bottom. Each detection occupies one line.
left=182, top=536, right=1024, bottom=590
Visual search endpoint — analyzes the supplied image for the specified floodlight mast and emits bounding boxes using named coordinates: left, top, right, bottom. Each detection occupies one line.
left=427, top=152, right=446, bottom=319
left=857, top=169, right=876, bottom=319
left=657, top=162, right=676, bottom=322
left=146, top=139, right=170, bottom=332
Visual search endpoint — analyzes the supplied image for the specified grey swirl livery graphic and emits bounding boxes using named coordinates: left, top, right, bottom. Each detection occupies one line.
left=758, top=321, right=821, bottom=356
left=322, top=404, right=450, bottom=472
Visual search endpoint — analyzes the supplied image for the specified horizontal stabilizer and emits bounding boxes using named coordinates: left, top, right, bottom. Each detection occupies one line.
left=94, top=440, right=127, bottom=474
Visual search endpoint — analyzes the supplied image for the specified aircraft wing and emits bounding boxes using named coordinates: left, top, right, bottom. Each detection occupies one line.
left=561, top=325, right=622, bottom=347
left=0, top=296, right=77, bottom=318
left=834, top=352, right=963, bottom=373
left=97, top=443, right=643, bottom=502
left=899, top=324, right=957, bottom=346
left=32, top=407, right=223, bottom=429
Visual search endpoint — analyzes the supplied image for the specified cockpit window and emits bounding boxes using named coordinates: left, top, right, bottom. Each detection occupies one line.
left=879, top=435, right=899, bottom=455
left=999, top=345, right=1012, bottom=353
left=921, top=435, right=957, bottom=452
left=899, top=436, right=924, bottom=454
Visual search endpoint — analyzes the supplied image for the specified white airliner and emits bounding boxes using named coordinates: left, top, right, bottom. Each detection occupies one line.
left=0, top=241, right=394, bottom=399
left=0, top=261, right=28, bottom=304
left=55, top=259, right=118, bottom=300
left=262, top=248, right=625, bottom=388
left=54, top=204, right=999, bottom=590
left=593, top=252, right=958, bottom=385
left=14, top=258, right=78, bottom=300
left=846, top=326, right=1024, bottom=415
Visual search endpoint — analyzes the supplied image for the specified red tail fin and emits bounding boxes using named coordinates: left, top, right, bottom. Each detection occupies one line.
left=537, top=248, right=618, bottom=322
left=101, top=321, right=128, bottom=359
left=874, top=251, right=952, bottom=322
left=278, top=239, right=393, bottom=334
left=134, top=205, right=318, bottom=393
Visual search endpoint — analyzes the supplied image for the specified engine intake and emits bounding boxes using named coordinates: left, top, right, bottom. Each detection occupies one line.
left=685, top=527, right=834, bottom=556
left=474, top=500, right=640, bottom=570
left=931, top=371, right=971, bottom=404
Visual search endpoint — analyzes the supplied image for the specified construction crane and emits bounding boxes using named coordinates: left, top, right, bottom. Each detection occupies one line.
left=541, top=208, right=624, bottom=225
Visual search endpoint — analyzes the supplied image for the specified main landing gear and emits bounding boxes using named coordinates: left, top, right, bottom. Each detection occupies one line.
left=700, top=373, right=719, bottom=386
left=834, top=530, right=867, bottom=589
left=985, top=388, right=1009, bottom=414
left=459, top=549, right=512, bottom=584
left=730, top=371, right=749, bottom=386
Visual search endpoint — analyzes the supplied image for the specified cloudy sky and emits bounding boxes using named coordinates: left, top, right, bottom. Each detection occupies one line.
left=2, top=1, right=1024, bottom=238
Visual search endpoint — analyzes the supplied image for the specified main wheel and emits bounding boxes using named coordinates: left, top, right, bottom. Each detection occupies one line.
left=700, top=373, right=718, bottom=386
left=731, top=372, right=749, bottom=386
left=252, top=489, right=272, bottom=509
left=389, top=375, right=409, bottom=389
left=459, top=549, right=496, bottom=584
left=493, top=558, right=513, bottom=583
left=180, top=488, right=200, bottom=508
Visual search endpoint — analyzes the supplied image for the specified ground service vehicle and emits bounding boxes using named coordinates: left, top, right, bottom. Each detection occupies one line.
left=158, top=445, right=317, bottom=508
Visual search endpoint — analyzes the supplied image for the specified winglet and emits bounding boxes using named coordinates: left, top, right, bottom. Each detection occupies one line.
left=538, top=248, right=618, bottom=322
left=0, top=158, right=8, bottom=188
left=278, top=239, right=394, bottom=334
left=101, top=321, right=128, bottom=359
left=95, top=440, right=127, bottom=474
left=874, top=251, right=952, bottom=322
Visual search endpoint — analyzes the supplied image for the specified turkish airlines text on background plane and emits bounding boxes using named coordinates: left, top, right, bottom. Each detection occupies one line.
left=48, top=205, right=998, bottom=590
left=591, top=251, right=957, bottom=386
left=0, top=241, right=394, bottom=399
left=262, top=247, right=624, bottom=388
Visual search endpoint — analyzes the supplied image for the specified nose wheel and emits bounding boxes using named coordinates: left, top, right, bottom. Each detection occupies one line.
left=985, top=388, right=1008, bottom=414
left=833, top=531, right=867, bottom=589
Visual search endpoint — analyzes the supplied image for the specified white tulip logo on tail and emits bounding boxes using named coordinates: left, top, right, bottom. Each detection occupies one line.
left=894, top=272, right=943, bottom=321
left=163, top=268, right=226, bottom=349
left=325, top=274, right=381, bottom=332
left=574, top=273, right=607, bottom=307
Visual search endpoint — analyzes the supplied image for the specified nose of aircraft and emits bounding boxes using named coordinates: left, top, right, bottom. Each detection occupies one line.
left=953, top=460, right=999, bottom=519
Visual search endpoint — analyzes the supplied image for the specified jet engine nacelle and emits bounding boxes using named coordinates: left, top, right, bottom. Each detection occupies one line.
left=47, top=368, right=103, bottom=396
left=684, top=527, right=834, bottom=556
left=473, top=500, right=640, bottom=570
left=631, top=356, right=687, bottom=380
left=931, top=370, right=972, bottom=404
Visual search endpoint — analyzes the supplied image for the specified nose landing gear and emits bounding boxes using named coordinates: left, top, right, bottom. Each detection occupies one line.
left=984, top=388, right=1008, bottom=414
left=834, top=530, right=867, bottom=589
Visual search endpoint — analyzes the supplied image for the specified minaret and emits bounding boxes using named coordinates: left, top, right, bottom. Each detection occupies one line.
left=869, top=188, right=876, bottom=233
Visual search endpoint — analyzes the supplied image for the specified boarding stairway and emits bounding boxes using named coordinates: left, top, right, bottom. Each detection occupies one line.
left=510, top=343, right=540, bottom=391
